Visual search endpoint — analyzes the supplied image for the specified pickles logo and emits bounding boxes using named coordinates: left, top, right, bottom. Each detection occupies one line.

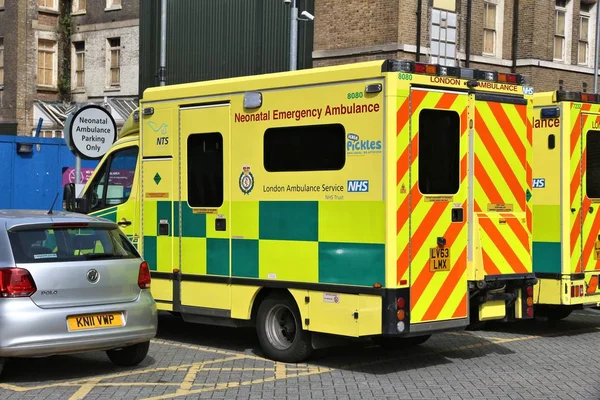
left=148, top=121, right=169, bottom=145
left=239, top=164, right=254, bottom=195
left=347, top=133, right=382, bottom=156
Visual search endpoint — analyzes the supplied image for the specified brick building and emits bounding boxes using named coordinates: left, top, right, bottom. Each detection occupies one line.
left=0, top=0, right=138, bottom=137
left=312, top=0, right=599, bottom=92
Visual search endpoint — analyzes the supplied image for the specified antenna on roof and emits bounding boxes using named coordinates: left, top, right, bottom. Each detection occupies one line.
left=48, top=192, right=59, bottom=215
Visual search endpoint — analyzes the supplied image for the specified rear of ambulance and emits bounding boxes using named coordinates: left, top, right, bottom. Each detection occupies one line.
left=471, top=84, right=537, bottom=323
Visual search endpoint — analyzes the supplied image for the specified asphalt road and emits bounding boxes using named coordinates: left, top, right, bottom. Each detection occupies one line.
left=1, top=310, right=600, bottom=399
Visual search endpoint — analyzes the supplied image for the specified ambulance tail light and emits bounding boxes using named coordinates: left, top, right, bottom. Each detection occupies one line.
left=581, top=93, right=600, bottom=103
left=396, top=295, right=407, bottom=333
left=570, top=284, right=584, bottom=297
left=414, top=63, right=438, bottom=75
left=498, top=73, right=519, bottom=84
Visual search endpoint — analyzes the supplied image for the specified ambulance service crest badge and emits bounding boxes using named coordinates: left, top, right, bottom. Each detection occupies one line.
left=239, top=164, right=254, bottom=195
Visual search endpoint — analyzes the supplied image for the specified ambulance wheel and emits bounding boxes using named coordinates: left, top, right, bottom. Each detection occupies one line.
left=256, top=294, right=312, bottom=363
left=106, top=341, right=150, bottom=366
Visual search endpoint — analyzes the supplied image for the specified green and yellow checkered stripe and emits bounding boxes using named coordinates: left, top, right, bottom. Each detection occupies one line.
left=143, top=200, right=386, bottom=287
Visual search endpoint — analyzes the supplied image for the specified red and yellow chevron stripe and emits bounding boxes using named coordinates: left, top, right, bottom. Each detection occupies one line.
left=474, top=100, right=532, bottom=277
left=396, top=89, right=469, bottom=324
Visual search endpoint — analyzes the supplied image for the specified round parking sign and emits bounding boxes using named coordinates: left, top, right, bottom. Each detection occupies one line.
left=67, top=105, right=117, bottom=159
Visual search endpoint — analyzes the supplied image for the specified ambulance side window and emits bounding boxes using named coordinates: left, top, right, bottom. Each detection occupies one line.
left=188, top=133, right=223, bottom=207
left=263, top=124, right=346, bottom=172
left=418, top=110, right=460, bottom=194
left=586, top=130, right=600, bottom=199
left=88, top=146, right=138, bottom=212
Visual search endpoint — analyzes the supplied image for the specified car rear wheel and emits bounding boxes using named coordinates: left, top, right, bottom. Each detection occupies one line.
left=256, top=294, right=312, bottom=363
left=106, top=341, right=150, bottom=366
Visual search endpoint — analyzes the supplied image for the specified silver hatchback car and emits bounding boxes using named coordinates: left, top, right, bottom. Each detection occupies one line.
left=0, top=210, right=157, bottom=377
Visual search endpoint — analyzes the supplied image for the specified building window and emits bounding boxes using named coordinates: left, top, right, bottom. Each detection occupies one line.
left=554, top=0, right=567, bottom=60
left=0, top=38, right=4, bottom=88
left=37, top=39, right=56, bottom=87
left=418, top=109, right=460, bottom=195
left=430, top=9, right=457, bottom=66
left=263, top=124, right=346, bottom=172
left=106, top=0, right=122, bottom=9
left=188, top=133, right=223, bottom=208
left=0, top=0, right=5, bottom=8
left=38, top=0, right=57, bottom=10
left=72, top=0, right=86, bottom=13
left=483, top=1, right=497, bottom=54
left=107, top=38, right=120, bottom=87
left=73, top=41, right=85, bottom=88
left=579, top=2, right=591, bottom=64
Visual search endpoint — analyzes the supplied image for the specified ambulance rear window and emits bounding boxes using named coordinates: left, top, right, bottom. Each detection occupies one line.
left=263, top=124, right=346, bottom=172
left=586, top=130, right=600, bottom=199
left=418, top=109, right=460, bottom=195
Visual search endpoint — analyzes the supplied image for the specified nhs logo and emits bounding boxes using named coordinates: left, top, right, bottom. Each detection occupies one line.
left=533, top=178, right=546, bottom=188
left=347, top=180, right=369, bottom=192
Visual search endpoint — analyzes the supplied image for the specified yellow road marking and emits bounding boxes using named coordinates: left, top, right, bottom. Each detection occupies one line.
left=1, top=326, right=599, bottom=398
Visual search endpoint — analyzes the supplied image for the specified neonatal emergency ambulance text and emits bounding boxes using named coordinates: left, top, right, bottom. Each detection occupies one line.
left=234, top=102, right=381, bottom=123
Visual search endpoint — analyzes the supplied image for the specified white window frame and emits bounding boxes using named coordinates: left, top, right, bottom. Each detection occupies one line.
left=105, top=0, right=122, bottom=11
left=72, top=0, right=86, bottom=14
left=482, top=0, right=504, bottom=58
left=37, top=38, right=57, bottom=88
left=38, top=130, right=63, bottom=138
left=38, top=0, right=58, bottom=11
left=72, top=41, right=85, bottom=89
left=0, top=38, right=4, bottom=88
left=554, top=0, right=573, bottom=62
left=578, top=12, right=589, bottom=65
left=106, top=37, right=121, bottom=88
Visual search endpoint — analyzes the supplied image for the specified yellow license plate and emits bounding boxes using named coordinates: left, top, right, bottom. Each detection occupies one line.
left=429, top=246, right=450, bottom=272
left=595, top=242, right=600, bottom=260
left=67, top=312, right=123, bottom=331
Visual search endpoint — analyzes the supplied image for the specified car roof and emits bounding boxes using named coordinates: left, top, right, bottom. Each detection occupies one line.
left=0, top=210, right=117, bottom=231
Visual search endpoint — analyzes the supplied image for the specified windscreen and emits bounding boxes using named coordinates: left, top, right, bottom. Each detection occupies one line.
left=8, top=227, right=139, bottom=263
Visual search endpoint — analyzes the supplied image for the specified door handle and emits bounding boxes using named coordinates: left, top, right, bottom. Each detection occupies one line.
left=118, top=219, right=132, bottom=227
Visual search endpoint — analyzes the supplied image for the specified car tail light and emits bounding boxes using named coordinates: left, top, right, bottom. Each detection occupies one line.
left=138, top=261, right=151, bottom=289
left=0, top=268, right=37, bottom=297
left=526, top=286, right=533, bottom=297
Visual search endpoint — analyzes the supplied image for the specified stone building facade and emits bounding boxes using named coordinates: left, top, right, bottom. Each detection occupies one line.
left=0, top=0, right=138, bottom=137
left=312, top=0, right=599, bottom=93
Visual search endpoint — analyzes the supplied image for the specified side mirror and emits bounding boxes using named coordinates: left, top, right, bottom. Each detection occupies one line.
left=63, top=183, right=76, bottom=211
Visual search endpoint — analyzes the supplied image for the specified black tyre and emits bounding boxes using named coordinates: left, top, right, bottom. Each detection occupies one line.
left=0, top=358, right=5, bottom=378
left=256, top=294, right=312, bottom=363
left=106, top=341, right=150, bottom=366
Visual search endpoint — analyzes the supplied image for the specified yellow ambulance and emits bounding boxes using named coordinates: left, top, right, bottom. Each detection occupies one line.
left=64, top=59, right=537, bottom=362
left=532, top=91, right=600, bottom=320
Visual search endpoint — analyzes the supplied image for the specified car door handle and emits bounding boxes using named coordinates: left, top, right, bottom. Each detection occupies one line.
left=118, top=219, right=132, bottom=227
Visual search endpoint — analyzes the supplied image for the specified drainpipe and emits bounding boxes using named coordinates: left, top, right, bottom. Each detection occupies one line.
left=416, top=0, right=422, bottom=61
left=466, top=0, right=472, bottom=67
left=511, top=0, right=519, bottom=73
left=158, top=0, right=167, bottom=86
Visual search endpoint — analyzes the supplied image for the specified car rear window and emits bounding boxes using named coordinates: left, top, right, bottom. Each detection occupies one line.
left=8, top=227, right=140, bottom=263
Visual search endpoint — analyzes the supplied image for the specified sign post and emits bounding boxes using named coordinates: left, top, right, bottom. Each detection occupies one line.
left=63, top=105, right=117, bottom=197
